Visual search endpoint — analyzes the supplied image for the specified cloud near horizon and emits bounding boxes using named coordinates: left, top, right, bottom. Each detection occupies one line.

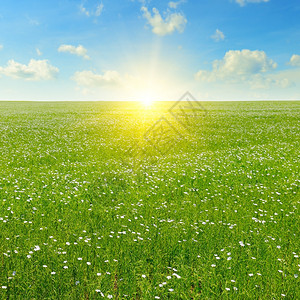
left=288, top=54, right=300, bottom=67
left=141, top=6, right=187, bottom=36
left=196, top=49, right=277, bottom=82
left=0, top=59, right=59, bottom=81
left=72, top=70, right=122, bottom=87
left=195, top=49, right=291, bottom=90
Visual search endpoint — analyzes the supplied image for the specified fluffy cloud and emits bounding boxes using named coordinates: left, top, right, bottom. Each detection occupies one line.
left=235, top=0, right=270, bottom=6
left=36, top=48, right=42, bottom=56
left=211, top=29, right=225, bottom=42
left=168, top=0, right=186, bottom=9
left=141, top=6, right=187, bottom=36
left=196, top=49, right=277, bottom=82
left=95, top=3, right=104, bottom=16
left=80, top=2, right=103, bottom=17
left=0, top=59, right=59, bottom=81
left=58, top=44, right=90, bottom=60
left=288, top=54, right=300, bottom=67
left=72, top=70, right=122, bottom=87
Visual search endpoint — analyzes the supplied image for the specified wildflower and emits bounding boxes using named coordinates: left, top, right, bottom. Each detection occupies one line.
left=172, top=273, right=181, bottom=279
left=211, top=264, right=216, bottom=267
left=51, top=272, right=56, bottom=275
left=1, top=286, right=7, bottom=289
left=141, top=274, right=146, bottom=278
left=249, top=273, right=254, bottom=277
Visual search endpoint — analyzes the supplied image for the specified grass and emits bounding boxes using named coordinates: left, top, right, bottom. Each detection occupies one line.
left=0, top=100, right=299, bottom=299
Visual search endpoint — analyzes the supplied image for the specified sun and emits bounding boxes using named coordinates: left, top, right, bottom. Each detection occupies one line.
left=140, top=92, right=155, bottom=108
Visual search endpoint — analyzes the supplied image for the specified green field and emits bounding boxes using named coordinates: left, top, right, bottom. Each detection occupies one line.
left=0, top=101, right=299, bottom=299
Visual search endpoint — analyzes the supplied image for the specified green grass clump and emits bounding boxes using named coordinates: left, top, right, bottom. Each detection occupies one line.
left=0, top=101, right=299, bottom=299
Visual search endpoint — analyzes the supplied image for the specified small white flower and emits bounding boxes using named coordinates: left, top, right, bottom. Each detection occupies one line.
left=172, top=273, right=181, bottom=279
left=249, top=273, right=254, bottom=277
left=211, top=264, right=216, bottom=267
left=27, top=255, right=31, bottom=258
left=142, top=274, right=146, bottom=278
left=168, top=288, right=174, bottom=292
left=51, top=272, right=56, bottom=275
left=154, top=297, right=160, bottom=299
left=97, top=273, right=102, bottom=276
left=294, top=274, right=298, bottom=278
left=63, top=266, right=68, bottom=269
left=2, top=286, right=7, bottom=289
left=43, top=265, right=47, bottom=268
left=166, top=276, right=171, bottom=280
left=225, top=288, right=230, bottom=291
left=87, top=262, right=91, bottom=265
left=107, top=295, right=113, bottom=299
left=77, top=257, right=82, bottom=261
left=95, top=289, right=104, bottom=296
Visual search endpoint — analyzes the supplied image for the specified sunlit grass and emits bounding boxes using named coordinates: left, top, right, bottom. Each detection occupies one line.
left=0, top=101, right=299, bottom=299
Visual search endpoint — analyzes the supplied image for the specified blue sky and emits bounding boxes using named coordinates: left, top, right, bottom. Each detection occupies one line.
left=0, top=0, right=300, bottom=101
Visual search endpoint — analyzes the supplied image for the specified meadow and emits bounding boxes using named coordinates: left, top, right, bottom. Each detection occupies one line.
left=0, top=100, right=299, bottom=299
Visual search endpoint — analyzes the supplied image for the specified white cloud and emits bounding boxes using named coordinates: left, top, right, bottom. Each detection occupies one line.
left=95, top=3, right=104, bottom=16
left=288, top=54, right=300, bottom=67
left=80, top=2, right=104, bottom=17
left=58, top=44, right=90, bottom=60
left=235, top=0, right=270, bottom=7
left=72, top=70, right=122, bottom=87
left=36, top=48, right=42, bottom=56
left=168, top=0, right=186, bottom=9
left=80, top=4, right=90, bottom=16
left=211, top=29, right=225, bottom=42
left=0, top=59, right=59, bottom=81
left=141, top=6, right=187, bottom=36
left=249, top=73, right=290, bottom=89
left=195, top=49, right=277, bottom=83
